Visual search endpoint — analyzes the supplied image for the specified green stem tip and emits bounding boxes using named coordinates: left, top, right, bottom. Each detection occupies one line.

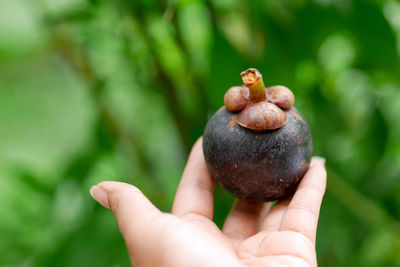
left=240, top=68, right=266, bottom=103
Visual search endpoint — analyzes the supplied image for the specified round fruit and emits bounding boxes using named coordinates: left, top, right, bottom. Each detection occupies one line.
left=202, top=68, right=313, bottom=202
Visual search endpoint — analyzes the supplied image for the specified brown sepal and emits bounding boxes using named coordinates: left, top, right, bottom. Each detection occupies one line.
left=266, top=85, right=295, bottom=110
left=234, top=102, right=288, bottom=130
left=224, top=86, right=250, bottom=112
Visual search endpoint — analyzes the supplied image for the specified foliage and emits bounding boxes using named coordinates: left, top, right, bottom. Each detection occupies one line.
left=1, top=0, right=400, bottom=266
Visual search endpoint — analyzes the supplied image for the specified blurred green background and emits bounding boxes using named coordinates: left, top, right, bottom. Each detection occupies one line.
left=1, top=0, right=400, bottom=266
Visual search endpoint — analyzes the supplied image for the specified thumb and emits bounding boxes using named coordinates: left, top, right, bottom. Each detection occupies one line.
left=90, top=181, right=161, bottom=256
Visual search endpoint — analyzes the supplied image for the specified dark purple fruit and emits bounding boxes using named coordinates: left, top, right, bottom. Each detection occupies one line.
left=202, top=68, right=313, bottom=202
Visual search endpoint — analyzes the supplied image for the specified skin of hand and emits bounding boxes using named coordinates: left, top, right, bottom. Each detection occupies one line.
left=90, top=138, right=327, bottom=267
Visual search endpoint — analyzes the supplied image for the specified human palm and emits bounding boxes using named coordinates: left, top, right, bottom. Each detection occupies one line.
left=90, top=138, right=326, bottom=267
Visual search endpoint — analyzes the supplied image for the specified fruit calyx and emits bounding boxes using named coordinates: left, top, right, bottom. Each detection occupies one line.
left=224, top=68, right=295, bottom=131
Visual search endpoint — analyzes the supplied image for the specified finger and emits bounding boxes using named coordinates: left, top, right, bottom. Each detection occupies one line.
left=172, top=138, right=215, bottom=219
left=279, top=157, right=327, bottom=243
left=260, top=197, right=291, bottom=232
left=223, top=199, right=268, bottom=240
left=90, top=181, right=161, bottom=252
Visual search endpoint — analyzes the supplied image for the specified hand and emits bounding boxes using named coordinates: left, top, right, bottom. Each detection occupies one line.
left=90, top=138, right=327, bottom=267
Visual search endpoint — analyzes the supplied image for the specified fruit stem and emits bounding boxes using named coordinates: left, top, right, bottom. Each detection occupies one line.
left=240, top=68, right=266, bottom=103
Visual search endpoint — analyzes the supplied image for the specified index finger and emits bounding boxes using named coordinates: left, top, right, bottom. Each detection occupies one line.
left=172, top=138, right=215, bottom=219
left=279, top=157, right=327, bottom=243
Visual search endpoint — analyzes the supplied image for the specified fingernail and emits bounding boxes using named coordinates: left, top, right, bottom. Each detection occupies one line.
left=313, top=156, right=326, bottom=165
left=89, top=185, right=110, bottom=209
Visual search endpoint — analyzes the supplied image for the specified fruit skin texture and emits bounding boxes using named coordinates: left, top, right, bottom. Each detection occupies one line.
left=203, top=107, right=313, bottom=202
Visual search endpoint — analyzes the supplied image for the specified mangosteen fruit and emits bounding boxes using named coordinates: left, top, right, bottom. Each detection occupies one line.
left=203, top=68, right=312, bottom=202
